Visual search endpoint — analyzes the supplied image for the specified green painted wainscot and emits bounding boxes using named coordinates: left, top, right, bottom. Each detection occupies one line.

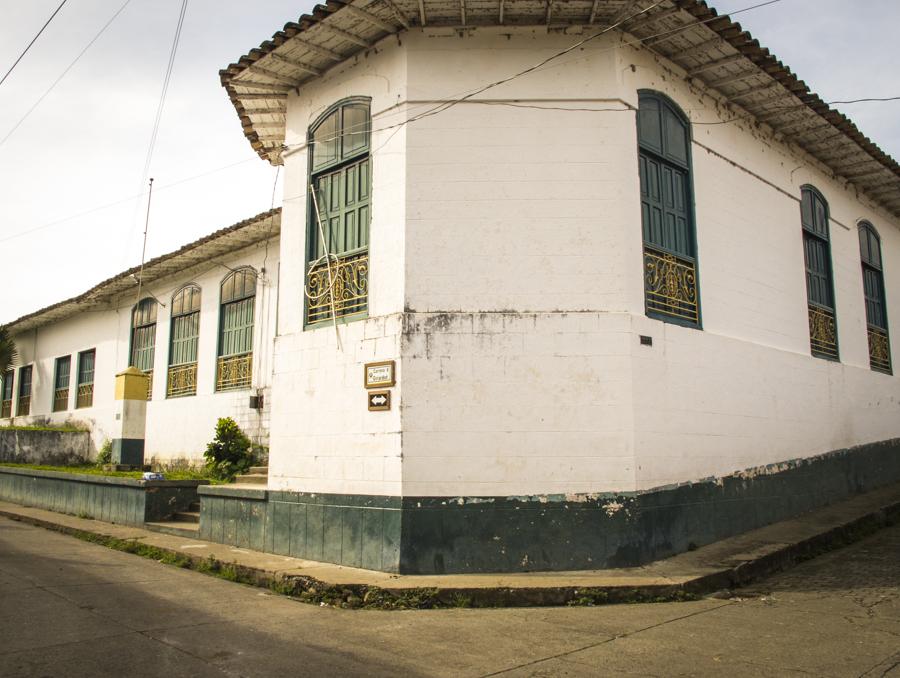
left=0, top=466, right=207, bottom=525
left=199, top=439, right=900, bottom=575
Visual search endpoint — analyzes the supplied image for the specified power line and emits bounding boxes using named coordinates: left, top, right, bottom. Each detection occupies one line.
left=139, top=0, right=189, bottom=185
left=0, top=157, right=257, bottom=244
left=0, top=0, right=68, bottom=88
left=283, top=0, right=788, bottom=155
left=0, top=0, right=133, bottom=148
left=122, top=0, right=190, bottom=269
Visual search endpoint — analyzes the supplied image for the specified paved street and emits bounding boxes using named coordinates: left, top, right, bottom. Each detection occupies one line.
left=0, top=516, right=897, bottom=678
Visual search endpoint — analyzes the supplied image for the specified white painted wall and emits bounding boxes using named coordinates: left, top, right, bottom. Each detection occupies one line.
left=5, top=238, right=279, bottom=464
left=268, top=39, right=407, bottom=495
left=397, top=27, right=900, bottom=496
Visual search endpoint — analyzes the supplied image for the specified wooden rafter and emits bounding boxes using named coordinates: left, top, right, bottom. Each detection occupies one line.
left=237, top=93, right=288, bottom=100
left=231, top=79, right=292, bottom=91
left=382, top=0, right=411, bottom=29
left=687, top=53, right=745, bottom=77
left=342, top=4, right=396, bottom=33
left=270, top=52, right=322, bottom=76
left=244, top=65, right=301, bottom=87
left=706, top=70, right=758, bottom=89
left=294, top=39, right=344, bottom=62
left=318, top=23, right=371, bottom=47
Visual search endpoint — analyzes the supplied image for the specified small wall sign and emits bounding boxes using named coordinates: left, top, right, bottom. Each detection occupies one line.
left=367, top=390, right=391, bottom=411
left=364, top=360, right=395, bottom=389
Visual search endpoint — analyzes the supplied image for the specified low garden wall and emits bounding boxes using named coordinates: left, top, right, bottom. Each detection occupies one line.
left=0, top=466, right=207, bottom=525
left=0, top=429, right=91, bottom=466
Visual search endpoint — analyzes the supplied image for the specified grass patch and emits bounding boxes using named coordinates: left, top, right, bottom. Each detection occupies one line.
left=0, top=462, right=224, bottom=482
left=0, top=424, right=88, bottom=433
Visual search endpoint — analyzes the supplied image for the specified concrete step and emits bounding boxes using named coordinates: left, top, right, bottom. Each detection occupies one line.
left=172, top=511, right=200, bottom=524
left=188, top=501, right=200, bottom=512
left=249, top=466, right=269, bottom=475
left=234, top=474, right=268, bottom=485
left=144, top=521, right=200, bottom=539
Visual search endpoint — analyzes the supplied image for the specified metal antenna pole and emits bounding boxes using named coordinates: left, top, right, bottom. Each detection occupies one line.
left=134, top=178, right=154, bottom=314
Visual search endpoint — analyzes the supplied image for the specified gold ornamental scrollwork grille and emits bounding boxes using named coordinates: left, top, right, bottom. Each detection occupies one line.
left=217, top=354, right=252, bottom=391
left=643, top=244, right=699, bottom=325
left=306, top=251, right=369, bottom=325
left=53, top=388, right=69, bottom=412
left=808, top=305, right=838, bottom=360
left=16, top=396, right=31, bottom=417
left=76, top=384, right=94, bottom=409
left=868, top=326, right=892, bottom=374
left=167, top=363, right=198, bottom=398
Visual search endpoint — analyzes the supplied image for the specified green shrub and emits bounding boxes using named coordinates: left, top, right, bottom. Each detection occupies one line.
left=204, top=418, right=253, bottom=480
left=95, top=439, right=112, bottom=466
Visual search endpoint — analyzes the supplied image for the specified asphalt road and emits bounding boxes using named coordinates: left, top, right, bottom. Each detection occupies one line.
left=0, top=516, right=898, bottom=677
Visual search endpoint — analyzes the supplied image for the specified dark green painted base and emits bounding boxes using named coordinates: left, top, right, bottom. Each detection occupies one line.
left=0, top=467, right=206, bottom=526
left=112, top=439, right=145, bottom=467
left=198, top=438, right=900, bottom=574
left=199, top=485, right=402, bottom=572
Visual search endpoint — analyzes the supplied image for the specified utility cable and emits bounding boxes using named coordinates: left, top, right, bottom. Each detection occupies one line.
left=0, top=0, right=68, bottom=88
left=0, top=0, right=133, bottom=148
left=1, top=156, right=256, bottom=244
left=122, top=0, right=189, bottom=269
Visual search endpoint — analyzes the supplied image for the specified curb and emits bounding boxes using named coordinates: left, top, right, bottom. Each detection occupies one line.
left=2, top=498, right=898, bottom=609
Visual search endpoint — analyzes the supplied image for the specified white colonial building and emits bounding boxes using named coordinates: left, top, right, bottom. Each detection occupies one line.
left=3, top=210, right=280, bottom=462
left=5, top=0, right=900, bottom=573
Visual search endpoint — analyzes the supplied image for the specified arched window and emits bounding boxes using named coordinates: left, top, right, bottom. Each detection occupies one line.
left=167, top=285, right=201, bottom=397
left=216, top=268, right=256, bottom=391
left=636, top=91, right=700, bottom=326
left=801, top=186, right=838, bottom=360
left=131, top=298, right=157, bottom=398
left=859, top=222, right=891, bottom=373
left=306, top=98, right=371, bottom=325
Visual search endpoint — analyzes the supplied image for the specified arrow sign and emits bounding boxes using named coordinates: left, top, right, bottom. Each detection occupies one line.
left=367, top=390, right=391, bottom=411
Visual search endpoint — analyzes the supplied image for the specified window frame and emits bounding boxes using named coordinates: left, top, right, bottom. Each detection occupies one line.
left=304, top=97, right=373, bottom=329
left=52, top=355, right=72, bottom=412
left=16, top=364, right=33, bottom=417
left=636, top=90, right=702, bottom=329
left=167, top=284, right=202, bottom=398
left=76, top=349, right=96, bottom=409
left=800, top=185, right=839, bottom=361
left=215, top=267, right=257, bottom=392
left=1, top=370, right=13, bottom=418
left=129, top=297, right=157, bottom=399
left=858, top=221, right=891, bottom=374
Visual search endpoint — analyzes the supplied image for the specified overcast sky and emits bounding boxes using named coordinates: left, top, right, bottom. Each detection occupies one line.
left=1, top=0, right=899, bottom=324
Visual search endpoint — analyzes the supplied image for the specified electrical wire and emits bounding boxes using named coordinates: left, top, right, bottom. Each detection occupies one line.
left=0, top=0, right=133, bottom=148
left=121, top=0, right=190, bottom=269
left=0, top=157, right=256, bottom=244
left=0, top=0, right=68, bottom=88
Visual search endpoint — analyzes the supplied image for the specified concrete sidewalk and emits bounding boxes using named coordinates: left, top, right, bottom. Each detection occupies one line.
left=1, top=482, right=898, bottom=608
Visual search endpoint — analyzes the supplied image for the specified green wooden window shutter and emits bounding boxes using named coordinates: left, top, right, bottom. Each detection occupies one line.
left=636, top=91, right=700, bottom=327
left=131, top=298, right=157, bottom=372
left=308, top=100, right=372, bottom=261
left=54, top=356, right=71, bottom=391
left=2, top=371, right=12, bottom=401
left=859, top=222, right=891, bottom=373
left=77, top=350, right=95, bottom=386
left=801, top=186, right=839, bottom=360
left=218, top=270, right=256, bottom=358
left=169, top=285, right=201, bottom=366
